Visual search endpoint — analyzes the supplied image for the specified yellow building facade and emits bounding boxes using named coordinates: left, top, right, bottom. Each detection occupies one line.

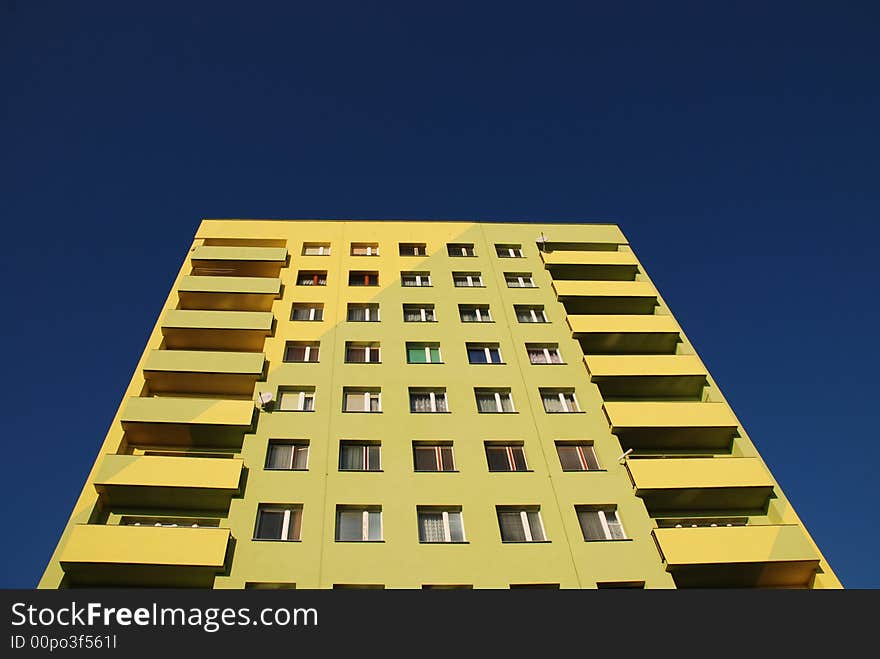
left=39, top=219, right=840, bottom=589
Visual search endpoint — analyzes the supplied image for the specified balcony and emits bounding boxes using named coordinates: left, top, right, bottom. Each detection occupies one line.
left=143, top=350, right=265, bottom=396
left=120, top=397, right=255, bottom=434
left=191, top=245, right=288, bottom=278
left=94, top=454, right=243, bottom=509
left=553, top=280, right=658, bottom=315
left=585, top=355, right=708, bottom=398
left=604, top=402, right=739, bottom=451
left=177, top=275, right=281, bottom=311
left=161, top=309, right=273, bottom=351
left=542, top=250, right=639, bottom=281
left=652, top=525, right=821, bottom=588
left=569, top=314, right=681, bottom=354
left=626, top=457, right=774, bottom=511
left=58, top=524, right=231, bottom=587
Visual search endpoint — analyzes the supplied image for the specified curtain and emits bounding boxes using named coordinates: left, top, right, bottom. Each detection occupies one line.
left=292, top=446, right=309, bottom=470
left=542, top=394, right=563, bottom=413
left=340, top=445, right=364, bottom=470
left=411, top=393, right=431, bottom=412
left=348, top=306, right=367, bottom=321
left=337, top=511, right=362, bottom=541
left=287, top=510, right=302, bottom=541
left=476, top=394, right=497, bottom=413
left=498, top=511, right=525, bottom=542
left=419, top=513, right=445, bottom=542
left=460, top=308, right=476, bottom=322
left=292, top=308, right=311, bottom=320
left=267, top=444, right=293, bottom=469
left=447, top=513, right=464, bottom=542
left=345, top=393, right=365, bottom=411
left=367, top=511, right=382, bottom=541
left=404, top=308, right=423, bottom=322
left=257, top=510, right=284, bottom=539
left=605, top=512, right=625, bottom=539
left=529, top=350, right=547, bottom=364
left=578, top=510, right=605, bottom=541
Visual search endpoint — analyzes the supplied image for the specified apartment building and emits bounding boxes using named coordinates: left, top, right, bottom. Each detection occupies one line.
left=39, top=219, right=840, bottom=589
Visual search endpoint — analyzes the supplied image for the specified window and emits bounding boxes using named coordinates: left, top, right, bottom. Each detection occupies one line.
left=291, top=303, right=323, bottom=321
left=417, top=508, right=466, bottom=543
left=497, top=507, right=546, bottom=542
left=401, top=271, right=432, bottom=287
left=413, top=443, right=455, bottom=472
left=447, top=243, right=475, bottom=257
left=453, top=272, right=483, bottom=287
left=514, top=305, right=547, bottom=323
left=495, top=244, right=523, bottom=258
left=656, top=517, right=748, bottom=529
left=343, top=388, right=382, bottom=412
left=277, top=388, right=315, bottom=411
left=351, top=242, right=379, bottom=256
left=409, top=388, right=448, bottom=413
left=400, top=243, right=426, bottom=256
left=265, top=441, right=309, bottom=470
left=485, top=443, right=528, bottom=472
left=297, top=271, right=327, bottom=286
left=302, top=242, right=330, bottom=256
left=339, top=442, right=381, bottom=471
left=345, top=342, right=381, bottom=363
left=335, top=506, right=382, bottom=542
left=556, top=443, right=601, bottom=471
left=466, top=343, right=503, bottom=364
left=403, top=304, right=435, bottom=322
left=254, top=505, right=302, bottom=541
left=576, top=506, right=626, bottom=541
left=526, top=343, right=563, bottom=364
left=475, top=388, right=515, bottom=413
left=459, top=304, right=492, bottom=322
left=541, top=389, right=580, bottom=413
left=505, top=272, right=535, bottom=288
left=349, top=271, right=378, bottom=286
left=347, top=303, right=380, bottom=322
left=406, top=342, right=442, bottom=364
left=283, top=341, right=320, bottom=363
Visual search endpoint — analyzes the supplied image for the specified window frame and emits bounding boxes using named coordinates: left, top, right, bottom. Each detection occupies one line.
left=296, top=271, right=327, bottom=286
left=338, top=442, right=382, bottom=471
left=495, top=244, right=524, bottom=258
left=413, top=443, right=456, bottom=472
left=347, top=303, right=380, bottom=322
left=555, top=443, right=601, bottom=472
left=541, top=389, right=581, bottom=413
left=291, top=304, right=324, bottom=321
left=350, top=243, right=379, bottom=256
left=452, top=272, right=484, bottom=287
left=497, top=507, right=547, bottom=543
left=335, top=507, right=383, bottom=542
left=301, top=243, right=330, bottom=256
left=485, top=443, right=529, bottom=472
left=283, top=341, right=320, bottom=363
left=406, top=342, right=443, bottom=364
left=474, top=388, right=516, bottom=413
left=447, top=243, right=476, bottom=257
left=403, top=304, right=436, bottom=322
left=401, top=271, right=432, bottom=287
left=345, top=342, right=382, bottom=364
left=342, top=388, right=382, bottom=413
left=399, top=243, right=427, bottom=256
left=265, top=441, right=310, bottom=471
left=409, top=389, right=449, bottom=413
left=417, top=508, right=466, bottom=544
left=526, top=344, right=563, bottom=365
left=466, top=343, right=503, bottom=364
left=277, top=388, right=315, bottom=412
left=348, top=271, right=379, bottom=286
left=459, top=304, right=492, bottom=322
left=576, top=507, right=627, bottom=541
left=254, top=505, right=303, bottom=542
left=505, top=272, right=535, bottom=288
left=514, top=305, right=547, bottom=323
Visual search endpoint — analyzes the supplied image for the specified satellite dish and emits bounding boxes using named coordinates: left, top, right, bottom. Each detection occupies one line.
left=257, top=392, right=274, bottom=407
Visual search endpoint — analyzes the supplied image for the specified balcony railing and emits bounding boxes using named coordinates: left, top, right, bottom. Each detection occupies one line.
left=143, top=350, right=265, bottom=396
left=585, top=354, right=708, bottom=398
left=605, top=401, right=739, bottom=450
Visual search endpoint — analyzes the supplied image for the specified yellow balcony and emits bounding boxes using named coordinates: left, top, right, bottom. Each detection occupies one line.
left=653, top=525, right=820, bottom=588
left=627, top=457, right=774, bottom=511
left=143, top=350, right=265, bottom=396
left=568, top=314, right=680, bottom=354
left=191, top=245, right=288, bottom=278
left=177, top=275, right=281, bottom=311
left=553, top=280, right=658, bottom=314
left=605, top=402, right=739, bottom=450
left=161, top=309, right=273, bottom=351
left=94, top=454, right=243, bottom=509
left=121, top=396, right=255, bottom=430
left=585, top=355, right=707, bottom=398
left=542, top=250, right=639, bottom=281
left=59, top=524, right=231, bottom=587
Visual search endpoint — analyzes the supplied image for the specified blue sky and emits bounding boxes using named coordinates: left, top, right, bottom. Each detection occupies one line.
left=2, top=1, right=878, bottom=588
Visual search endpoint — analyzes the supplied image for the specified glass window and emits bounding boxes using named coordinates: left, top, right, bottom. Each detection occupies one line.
left=255, top=505, right=302, bottom=541
left=347, top=303, right=380, bottom=322
left=336, top=507, right=382, bottom=542
left=527, top=344, right=562, bottom=364
left=339, top=443, right=381, bottom=471
left=541, top=389, right=580, bottom=413
left=403, top=304, right=436, bottom=322
left=459, top=304, right=492, bottom=322
left=277, top=388, right=315, bottom=411
left=343, top=389, right=381, bottom=412
left=291, top=304, right=323, bottom=321
left=406, top=343, right=442, bottom=364
left=297, top=271, right=327, bottom=286
left=577, top=507, right=626, bottom=541
left=453, top=272, right=483, bottom=287
left=475, top=388, right=515, bottom=413
left=485, top=444, right=528, bottom=472
left=505, top=272, right=535, bottom=288
left=265, top=442, right=309, bottom=470
left=399, top=243, right=426, bottom=256
left=556, top=443, right=600, bottom=471
left=447, top=243, right=475, bottom=257
left=351, top=243, right=379, bottom=256
left=413, top=444, right=455, bottom=472
left=345, top=342, right=381, bottom=363
left=466, top=343, right=503, bottom=364
left=497, top=508, right=545, bottom=542
left=283, top=341, right=320, bottom=362
left=495, top=244, right=523, bottom=258
left=417, top=509, right=465, bottom=543
left=302, top=243, right=330, bottom=256
left=409, top=389, right=448, bottom=413
left=514, top=305, right=547, bottom=323
left=401, top=271, right=432, bottom=287
left=349, top=271, right=378, bottom=286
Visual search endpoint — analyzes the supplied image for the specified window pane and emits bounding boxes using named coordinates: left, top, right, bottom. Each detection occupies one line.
left=410, top=393, right=430, bottom=412
left=582, top=446, right=600, bottom=470
left=404, top=308, right=423, bottom=322
left=348, top=306, right=366, bottom=321
left=439, top=447, right=454, bottom=470
left=367, top=445, right=381, bottom=470
left=418, top=512, right=445, bottom=542
left=543, top=395, right=564, bottom=413
left=448, top=512, right=465, bottom=542
left=498, top=511, right=525, bottom=542
left=526, top=512, right=545, bottom=541
left=557, top=446, right=583, bottom=471
left=256, top=511, right=284, bottom=539
left=367, top=511, right=382, bottom=541
left=605, top=511, right=625, bottom=539
left=486, top=447, right=510, bottom=471
left=429, top=347, right=441, bottom=362
left=337, top=511, right=362, bottom=541
left=292, top=445, right=309, bottom=470
left=434, top=394, right=448, bottom=412
left=267, top=444, right=293, bottom=469
left=511, top=447, right=527, bottom=471
left=340, top=445, right=364, bottom=470
left=408, top=347, right=427, bottom=363
left=500, top=394, right=514, bottom=412
left=468, top=348, right=488, bottom=364
left=476, top=394, right=497, bottom=413
left=528, top=349, right=546, bottom=364
left=414, top=447, right=439, bottom=471
left=287, top=510, right=302, bottom=541
left=578, top=510, right=605, bottom=541
left=278, top=392, right=301, bottom=411
left=345, top=393, right=366, bottom=411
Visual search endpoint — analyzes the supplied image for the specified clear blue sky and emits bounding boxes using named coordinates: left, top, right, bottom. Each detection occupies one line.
left=2, top=1, right=877, bottom=588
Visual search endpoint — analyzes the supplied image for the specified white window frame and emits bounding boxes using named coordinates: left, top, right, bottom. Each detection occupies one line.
left=279, top=389, right=315, bottom=411
left=400, top=243, right=425, bottom=256
left=256, top=506, right=300, bottom=541
left=348, top=304, right=380, bottom=322
left=402, top=272, right=431, bottom=287
left=487, top=444, right=527, bottom=471
left=414, top=445, right=455, bottom=471
left=411, top=390, right=448, bottom=413
left=266, top=442, right=309, bottom=470
left=500, top=509, right=546, bottom=542
left=346, top=344, right=381, bottom=363
left=337, top=508, right=383, bottom=542
left=297, top=272, right=327, bottom=286
left=496, top=245, right=523, bottom=258
left=418, top=510, right=465, bottom=543
left=340, top=443, right=381, bottom=470
left=412, top=305, right=434, bottom=322
left=506, top=274, right=534, bottom=288
left=468, top=345, right=502, bottom=364
left=344, top=390, right=382, bottom=412
left=292, top=305, right=323, bottom=321
left=454, top=273, right=483, bottom=287
left=476, top=390, right=515, bottom=413
left=352, top=244, right=379, bottom=256
left=449, top=244, right=475, bottom=257
left=528, top=346, right=562, bottom=364
left=285, top=342, right=319, bottom=363
left=303, top=243, right=330, bottom=256
left=516, top=306, right=546, bottom=323
left=580, top=508, right=627, bottom=541
left=558, top=444, right=599, bottom=471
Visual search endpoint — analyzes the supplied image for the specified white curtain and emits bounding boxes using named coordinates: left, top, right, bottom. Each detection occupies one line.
left=419, top=513, right=445, bottom=542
